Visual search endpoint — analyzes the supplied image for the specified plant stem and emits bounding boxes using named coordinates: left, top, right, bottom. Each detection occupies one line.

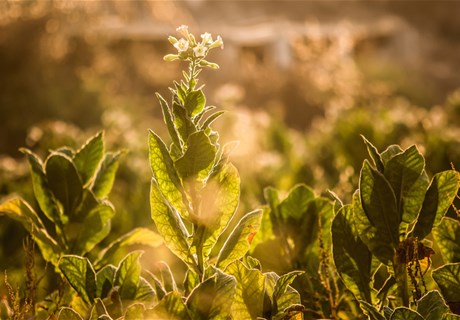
left=393, top=259, right=410, bottom=307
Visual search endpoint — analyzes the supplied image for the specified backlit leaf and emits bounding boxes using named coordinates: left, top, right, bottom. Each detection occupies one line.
left=390, top=307, right=424, bottom=320
left=150, top=179, right=196, bottom=267
left=149, top=130, right=190, bottom=218
left=175, top=130, right=217, bottom=180
left=216, top=209, right=263, bottom=269
left=21, top=148, right=62, bottom=225
left=200, top=163, right=240, bottom=256
left=433, top=217, right=460, bottom=263
left=91, top=152, right=121, bottom=199
left=73, top=131, right=104, bottom=186
left=432, top=263, right=460, bottom=311
left=45, top=152, right=83, bottom=217
left=332, top=204, right=373, bottom=303
left=226, top=260, right=265, bottom=318
left=186, top=270, right=236, bottom=320
left=114, top=251, right=143, bottom=300
left=412, top=170, right=460, bottom=240
left=416, top=290, right=449, bottom=320
left=59, top=255, right=97, bottom=304
left=146, top=291, right=191, bottom=320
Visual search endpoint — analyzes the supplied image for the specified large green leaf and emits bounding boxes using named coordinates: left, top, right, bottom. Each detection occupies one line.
left=384, top=145, right=425, bottom=224
left=273, top=271, right=303, bottom=313
left=381, top=145, right=404, bottom=165
left=412, top=170, right=460, bottom=240
left=73, top=202, right=115, bottom=255
left=45, top=152, right=83, bottom=217
left=0, top=197, right=60, bottom=265
left=150, top=179, right=196, bottom=267
left=149, top=130, right=190, bottom=218
left=175, top=130, right=216, bottom=180
left=114, top=251, right=143, bottom=300
left=200, top=163, right=240, bottom=256
left=216, top=209, right=263, bottom=269
left=416, top=290, right=449, bottom=320
left=226, top=260, right=265, bottom=319
left=73, top=131, right=104, bottom=186
left=91, top=152, right=121, bottom=199
left=390, top=308, right=424, bottom=320
left=432, top=263, right=460, bottom=312
left=95, top=227, right=163, bottom=267
left=135, top=277, right=156, bottom=303
left=186, top=270, right=236, bottom=320
left=146, top=291, right=191, bottom=320
left=278, top=184, right=315, bottom=221
left=59, top=255, right=97, bottom=304
left=184, top=89, right=206, bottom=117
left=21, top=149, right=62, bottom=225
left=358, top=160, right=399, bottom=263
left=433, top=218, right=460, bottom=263
left=332, top=204, right=373, bottom=303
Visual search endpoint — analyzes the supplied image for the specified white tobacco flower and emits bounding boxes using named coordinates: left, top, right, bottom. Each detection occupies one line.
left=209, top=35, right=224, bottom=49
left=176, top=25, right=189, bottom=38
left=201, top=32, right=213, bottom=45
left=174, top=38, right=189, bottom=53
left=193, top=43, right=208, bottom=57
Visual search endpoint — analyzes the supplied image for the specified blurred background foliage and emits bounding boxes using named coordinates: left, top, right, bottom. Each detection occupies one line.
left=1, top=0, right=460, bottom=300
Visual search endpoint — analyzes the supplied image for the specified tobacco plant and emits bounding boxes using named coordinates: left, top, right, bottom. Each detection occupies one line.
left=331, top=137, right=460, bottom=318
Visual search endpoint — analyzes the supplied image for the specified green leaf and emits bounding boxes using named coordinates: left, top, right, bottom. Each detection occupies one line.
left=135, top=277, right=156, bottom=302
left=172, top=99, right=194, bottom=142
left=226, top=260, right=265, bottom=319
left=149, top=130, right=190, bottom=219
left=45, top=152, right=83, bottom=217
left=74, top=202, right=115, bottom=255
left=91, top=152, right=121, bottom=199
left=362, top=135, right=384, bottom=172
left=359, top=301, right=386, bottom=320
left=390, top=307, right=424, bottom=320
left=416, top=290, right=449, bottom=320
left=114, top=251, right=143, bottom=300
left=434, top=218, right=460, bottom=263
left=384, top=145, right=425, bottom=222
left=186, top=270, right=236, bottom=320
left=175, top=130, right=217, bottom=180
left=96, top=227, right=163, bottom=267
left=358, top=160, right=399, bottom=263
left=146, top=291, right=191, bottom=320
left=381, top=145, right=404, bottom=165
left=278, top=184, right=315, bottom=221
left=21, top=148, right=62, bottom=225
left=200, top=163, right=240, bottom=256
left=432, top=263, right=460, bottom=310
left=402, top=171, right=430, bottom=227
left=412, top=170, right=460, bottom=240
left=216, top=209, right=263, bottom=269
left=59, top=255, right=97, bottom=304
left=96, top=265, right=116, bottom=298
left=443, top=314, right=460, bottom=320
left=58, top=307, right=84, bottom=320
left=73, top=131, right=104, bottom=186
left=273, top=271, right=303, bottom=313
left=150, top=179, right=196, bottom=267
left=156, top=93, right=181, bottom=149
left=185, top=89, right=206, bottom=117
left=0, top=197, right=60, bottom=264
left=332, top=204, right=373, bottom=303
left=201, top=111, right=224, bottom=130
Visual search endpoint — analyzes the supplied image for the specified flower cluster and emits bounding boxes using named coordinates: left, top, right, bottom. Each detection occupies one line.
left=164, top=25, right=224, bottom=69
